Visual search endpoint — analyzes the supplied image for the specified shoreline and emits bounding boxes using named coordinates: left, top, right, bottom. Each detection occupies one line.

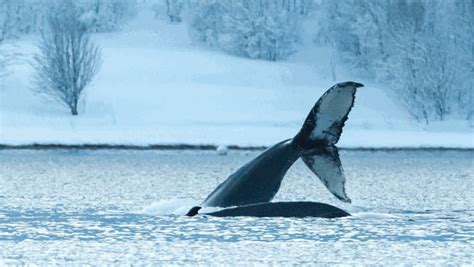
left=1, top=143, right=472, bottom=152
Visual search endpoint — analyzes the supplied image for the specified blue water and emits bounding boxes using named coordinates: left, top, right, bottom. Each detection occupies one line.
left=0, top=149, right=473, bottom=265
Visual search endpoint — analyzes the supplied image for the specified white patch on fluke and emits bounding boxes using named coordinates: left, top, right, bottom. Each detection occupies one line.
left=310, top=84, right=356, bottom=144
left=302, top=146, right=351, bottom=203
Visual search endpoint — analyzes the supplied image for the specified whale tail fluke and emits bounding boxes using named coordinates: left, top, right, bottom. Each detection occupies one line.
left=293, top=81, right=363, bottom=203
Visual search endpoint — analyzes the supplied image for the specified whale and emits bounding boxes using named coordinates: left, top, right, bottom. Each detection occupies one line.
left=186, top=202, right=350, bottom=218
left=187, top=81, right=363, bottom=218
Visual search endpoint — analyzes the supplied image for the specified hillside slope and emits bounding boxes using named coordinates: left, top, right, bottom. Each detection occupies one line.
left=0, top=9, right=472, bottom=148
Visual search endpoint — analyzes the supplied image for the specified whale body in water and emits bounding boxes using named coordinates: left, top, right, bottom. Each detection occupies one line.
left=187, top=81, right=363, bottom=218
left=187, top=202, right=350, bottom=218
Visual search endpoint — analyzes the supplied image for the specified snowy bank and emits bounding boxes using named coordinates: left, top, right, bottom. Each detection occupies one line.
left=1, top=13, right=472, bottom=149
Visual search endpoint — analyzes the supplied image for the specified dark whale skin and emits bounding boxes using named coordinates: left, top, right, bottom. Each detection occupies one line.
left=205, top=201, right=350, bottom=218
left=198, top=81, right=364, bottom=210
left=203, top=139, right=301, bottom=208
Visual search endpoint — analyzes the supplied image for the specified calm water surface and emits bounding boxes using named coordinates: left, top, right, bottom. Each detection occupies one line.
left=0, top=149, right=473, bottom=265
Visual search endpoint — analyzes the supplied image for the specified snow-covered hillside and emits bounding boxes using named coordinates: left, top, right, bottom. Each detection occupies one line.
left=0, top=9, right=472, bottom=148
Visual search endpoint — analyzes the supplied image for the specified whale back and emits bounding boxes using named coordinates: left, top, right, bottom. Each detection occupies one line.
left=202, top=139, right=300, bottom=208
left=205, top=201, right=350, bottom=218
left=199, top=81, right=363, bottom=209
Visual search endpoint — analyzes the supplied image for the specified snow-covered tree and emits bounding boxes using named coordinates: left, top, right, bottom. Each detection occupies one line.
left=450, top=0, right=474, bottom=121
left=77, top=0, right=138, bottom=32
left=0, top=0, right=62, bottom=40
left=0, top=0, right=22, bottom=42
left=0, top=0, right=26, bottom=82
left=317, top=0, right=473, bottom=123
left=379, top=0, right=472, bottom=122
left=188, top=0, right=305, bottom=61
left=188, top=1, right=225, bottom=47
left=0, top=44, right=13, bottom=81
left=0, top=0, right=137, bottom=41
left=32, top=1, right=102, bottom=116
left=165, top=0, right=184, bottom=22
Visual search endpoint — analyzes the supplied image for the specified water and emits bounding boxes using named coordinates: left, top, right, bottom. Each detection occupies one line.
left=0, top=149, right=473, bottom=265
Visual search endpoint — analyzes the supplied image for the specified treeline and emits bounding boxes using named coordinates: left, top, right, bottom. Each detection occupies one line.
left=154, top=0, right=313, bottom=61
left=160, top=0, right=473, bottom=123
left=0, top=0, right=472, bottom=123
left=0, top=0, right=137, bottom=42
left=316, top=0, right=473, bottom=123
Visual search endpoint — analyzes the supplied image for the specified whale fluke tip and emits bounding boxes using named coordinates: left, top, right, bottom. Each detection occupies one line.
left=337, top=81, right=364, bottom=88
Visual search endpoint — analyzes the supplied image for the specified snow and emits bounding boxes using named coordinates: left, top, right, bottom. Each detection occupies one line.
left=216, top=145, right=229, bottom=155
left=0, top=9, right=472, bottom=149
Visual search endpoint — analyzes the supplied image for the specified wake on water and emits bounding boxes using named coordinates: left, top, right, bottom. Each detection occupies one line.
left=138, top=199, right=221, bottom=216
left=138, top=199, right=198, bottom=215
left=137, top=199, right=401, bottom=220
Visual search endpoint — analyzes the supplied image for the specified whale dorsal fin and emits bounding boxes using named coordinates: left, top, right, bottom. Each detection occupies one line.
left=302, top=145, right=350, bottom=203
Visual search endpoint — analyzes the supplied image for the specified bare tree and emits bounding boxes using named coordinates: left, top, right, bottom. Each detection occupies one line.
left=189, top=0, right=301, bottom=61
left=0, top=0, right=21, bottom=43
left=0, top=0, right=21, bottom=84
left=32, top=1, right=101, bottom=116
left=165, top=0, right=183, bottom=22
left=318, top=0, right=472, bottom=123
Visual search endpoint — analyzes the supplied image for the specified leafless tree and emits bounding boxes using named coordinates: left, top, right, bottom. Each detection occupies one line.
left=0, top=0, right=21, bottom=83
left=32, top=1, right=102, bottom=116
left=0, top=0, right=20, bottom=43
left=318, top=0, right=472, bottom=123
left=165, top=0, right=183, bottom=22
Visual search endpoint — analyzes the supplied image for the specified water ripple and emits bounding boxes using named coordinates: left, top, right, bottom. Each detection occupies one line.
left=0, top=149, right=473, bottom=264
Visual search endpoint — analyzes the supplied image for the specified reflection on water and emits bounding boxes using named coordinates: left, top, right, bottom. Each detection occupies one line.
left=0, top=149, right=473, bottom=264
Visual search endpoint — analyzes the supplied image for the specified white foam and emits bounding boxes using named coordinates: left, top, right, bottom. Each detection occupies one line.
left=352, top=212, right=401, bottom=220
left=138, top=199, right=200, bottom=216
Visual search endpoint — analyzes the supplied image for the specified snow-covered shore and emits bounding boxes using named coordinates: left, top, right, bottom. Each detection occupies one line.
left=1, top=12, right=472, bottom=149
left=1, top=123, right=473, bottom=149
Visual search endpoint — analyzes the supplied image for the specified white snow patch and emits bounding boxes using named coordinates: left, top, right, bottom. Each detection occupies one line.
left=216, top=145, right=229, bottom=155
left=0, top=9, right=472, bottom=149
